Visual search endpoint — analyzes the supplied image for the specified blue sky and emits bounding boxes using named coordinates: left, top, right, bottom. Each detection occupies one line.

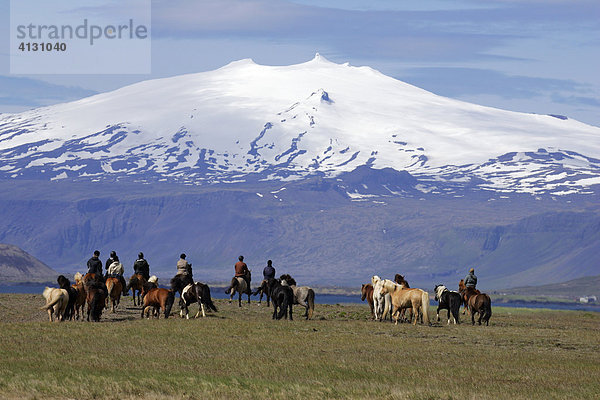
left=1, top=0, right=599, bottom=126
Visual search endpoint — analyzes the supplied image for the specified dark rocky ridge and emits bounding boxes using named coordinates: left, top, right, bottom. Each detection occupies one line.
left=0, top=243, right=58, bottom=282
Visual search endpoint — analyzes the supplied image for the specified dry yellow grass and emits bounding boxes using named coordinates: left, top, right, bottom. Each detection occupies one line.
left=0, top=293, right=598, bottom=399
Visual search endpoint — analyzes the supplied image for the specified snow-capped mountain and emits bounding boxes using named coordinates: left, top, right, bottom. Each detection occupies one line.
left=1, top=53, right=599, bottom=196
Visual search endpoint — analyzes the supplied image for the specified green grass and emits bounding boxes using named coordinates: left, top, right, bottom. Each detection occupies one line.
left=0, top=294, right=599, bottom=399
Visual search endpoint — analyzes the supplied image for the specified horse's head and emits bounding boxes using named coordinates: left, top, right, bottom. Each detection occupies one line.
left=371, top=275, right=381, bottom=286
left=458, top=279, right=466, bottom=291
left=361, top=284, right=370, bottom=301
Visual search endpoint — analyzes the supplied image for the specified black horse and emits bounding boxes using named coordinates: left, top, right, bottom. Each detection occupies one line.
left=434, top=284, right=461, bottom=324
left=57, top=275, right=77, bottom=321
left=267, top=279, right=293, bottom=320
left=252, top=279, right=271, bottom=306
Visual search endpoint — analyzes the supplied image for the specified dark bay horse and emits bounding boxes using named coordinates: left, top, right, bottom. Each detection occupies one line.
left=85, top=280, right=107, bottom=322
left=361, top=283, right=374, bottom=319
left=394, top=274, right=410, bottom=287
left=267, top=279, right=293, bottom=320
left=252, top=279, right=271, bottom=306
left=127, top=273, right=147, bottom=306
left=459, top=285, right=492, bottom=325
left=57, top=275, right=77, bottom=321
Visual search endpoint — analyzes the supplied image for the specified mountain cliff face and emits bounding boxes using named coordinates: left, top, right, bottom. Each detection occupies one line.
left=0, top=243, right=58, bottom=282
left=1, top=56, right=599, bottom=288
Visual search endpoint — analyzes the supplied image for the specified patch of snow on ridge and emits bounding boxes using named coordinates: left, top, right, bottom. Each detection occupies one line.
left=0, top=54, right=599, bottom=195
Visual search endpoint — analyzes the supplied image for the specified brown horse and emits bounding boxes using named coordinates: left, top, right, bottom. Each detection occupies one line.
left=459, top=285, right=492, bottom=325
left=361, top=284, right=374, bottom=319
left=458, top=279, right=481, bottom=314
left=85, top=280, right=107, bottom=322
left=72, top=272, right=87, bottom=320
left=141, top=288, right=175, bottom=319
left=127, top=273, right=147, bottom=306
left=105, top=277, right=122, bottom=313
left=394, top=274, right=410, bottom=287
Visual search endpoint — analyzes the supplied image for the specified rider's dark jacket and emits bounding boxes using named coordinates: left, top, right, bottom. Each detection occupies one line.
left=263, top=265, right=275, bottom=280
left=87, top=256, right=103, bottom=276
left=133, top=258, right=150, bottom=280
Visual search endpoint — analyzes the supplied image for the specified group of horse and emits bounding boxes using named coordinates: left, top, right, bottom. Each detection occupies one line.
left=224, top=271, right=315, bottom=320
left=360, top=274, right=492, bottom=326
left=39, top=271, right=216, bottom=322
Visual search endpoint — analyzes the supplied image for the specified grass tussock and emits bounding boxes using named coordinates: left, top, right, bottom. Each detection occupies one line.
left=0, top=294, right=599, bottom=399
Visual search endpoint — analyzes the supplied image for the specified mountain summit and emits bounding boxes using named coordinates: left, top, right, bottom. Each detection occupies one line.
left=1, top=55, right=599, bottom=196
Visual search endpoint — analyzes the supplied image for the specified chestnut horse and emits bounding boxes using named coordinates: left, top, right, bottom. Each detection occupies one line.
left=105, top=277, right=122, bottom=313
left=127, top=273, right=147, bottom=306
left=458, top=279, right=481, bottom=315
left=141, top=288, right=175, bottom=319
left=459, top=285, right=492, bottom=325
left=361, top=283, right=374, bottom=319
left=72, top=273, right=87, bottom=320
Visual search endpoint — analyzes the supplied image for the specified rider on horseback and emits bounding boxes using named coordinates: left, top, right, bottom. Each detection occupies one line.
left=464, top=268, right=478, bottom=289
left=263, top=260, right=276, bottom=281
left=235, top=255, right=251, bottom=294
left=133, top=252, right=150, bottom=281
left=107, top=255, right=128, bottom=296
left=175, top=253, right=193, bottom=287
left=87, top=250, right=104, bottom=281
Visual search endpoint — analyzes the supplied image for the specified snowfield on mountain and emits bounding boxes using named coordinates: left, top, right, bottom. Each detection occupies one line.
left=1, top=53, right=599, bottom=195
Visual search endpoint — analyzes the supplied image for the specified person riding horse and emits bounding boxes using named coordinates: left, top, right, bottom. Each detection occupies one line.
left=133, top=252, right=150, bottom=281
left=107, top=255, right=128, bottom=296
left=87, top=250, right=104, bottom=282
left=263, top=260, right=276, bottom=281
left=235, top=255, right=251, bottom=294
left=464, top=268, right=478, bottom=289
left=105, top=250, right=117, bottom=276
left=175, top=253, right=193, bottom=287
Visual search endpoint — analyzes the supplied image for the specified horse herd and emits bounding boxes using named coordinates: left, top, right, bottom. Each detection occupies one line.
left=361, top=274, right=492, bottom=326
left=39, top=271, right=491, bottom=326
left=39, top=271, right=316, bottom=323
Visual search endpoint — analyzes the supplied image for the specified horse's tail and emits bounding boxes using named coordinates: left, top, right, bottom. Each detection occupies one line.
left=382, top=293, right=391, bottom=320
left=106, top=279, right=115, bottom=297
left=202, top=285, right=218, bottom=312
left=164, top=290, right=175, bottom=319
left=40, top=292, right=63, bottom=310
left=306, top=289, right=315, bottom=319
left=89, top=291, right=102, bottom=321
left=225, top=277, right=237, bottom=294
left=484, top=295, right=492, bottom=323
left=421, top=290, right=430, bottom=325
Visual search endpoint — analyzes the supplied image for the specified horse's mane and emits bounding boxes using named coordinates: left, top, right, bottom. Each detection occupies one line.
left=74, top=272, right=83, bottom=284
left=57, top=275, right=71, bottom=290
left=279, top=274, right=297, bottom=286
left=148, top=275, right=158, bottom=284
left=381, top=279, right=399, bottom=292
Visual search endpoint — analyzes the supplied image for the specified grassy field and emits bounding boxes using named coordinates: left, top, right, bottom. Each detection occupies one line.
left=0, top=293, right=599, bottom=400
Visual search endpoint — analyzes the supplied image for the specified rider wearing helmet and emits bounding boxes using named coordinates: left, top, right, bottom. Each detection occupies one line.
left=133, top=252, right=150, bottom=281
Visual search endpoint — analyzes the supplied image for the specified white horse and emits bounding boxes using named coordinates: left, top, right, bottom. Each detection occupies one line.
left=40, top=287, right=69, bottom=322
left=371, top=275, right=391, bottom=321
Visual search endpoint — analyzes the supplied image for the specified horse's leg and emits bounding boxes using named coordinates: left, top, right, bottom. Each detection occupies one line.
left=238, top=291, right=242, bottom=308
left=447, top=309, right=451, bottom=325
left=412, top=306, right=419, bottom=325
left=436, top=306, right=440, bottom=322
